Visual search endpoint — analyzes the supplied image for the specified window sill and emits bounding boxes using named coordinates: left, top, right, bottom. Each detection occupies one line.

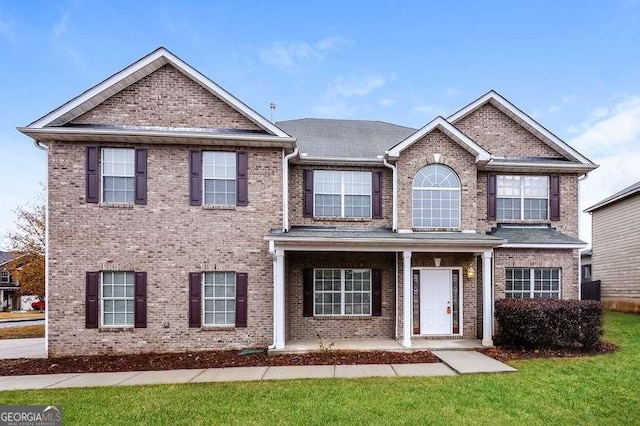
left=202, top=204, right=236, bottom=210
left=313, top=217, right=372, bottom=222
left=412, top=227, right=461, bottom=232
left=98, top=203, right=134, bottom=209
left=495, top=220, right=552, bottom=224
left=99, top=327, right=135, bottom=332
left=200, top=325, right=236, bottom=331
left=313, top=316, right=373, bottom=321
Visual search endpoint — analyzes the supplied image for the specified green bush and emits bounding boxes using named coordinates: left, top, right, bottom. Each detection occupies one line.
left=495, top=299, right=602, bottom=349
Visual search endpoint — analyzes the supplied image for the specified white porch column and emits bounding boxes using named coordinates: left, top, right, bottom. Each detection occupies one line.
left=274, top=249, right=286, bottom=350
left=482, top=250, right=494, bottom=347
left=402, top=250, right=412, bottom=348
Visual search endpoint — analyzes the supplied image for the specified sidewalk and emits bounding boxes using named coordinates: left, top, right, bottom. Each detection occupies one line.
left=0, top=351, right=516, bottom=391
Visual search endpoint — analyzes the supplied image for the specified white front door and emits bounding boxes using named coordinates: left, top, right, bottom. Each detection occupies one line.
left=419, top=269, right=452, bottom=335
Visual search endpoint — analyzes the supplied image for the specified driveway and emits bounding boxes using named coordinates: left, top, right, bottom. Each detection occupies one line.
left=0, top=338, right=46, bottom=359
left=0, top=319, right=45, bottom=328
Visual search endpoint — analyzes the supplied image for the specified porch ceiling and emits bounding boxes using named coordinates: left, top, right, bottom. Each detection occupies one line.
left=265, top=227, right=504, bottom=252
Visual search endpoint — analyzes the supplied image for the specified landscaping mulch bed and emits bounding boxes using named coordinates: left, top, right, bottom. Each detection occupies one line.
left=480, top=342, right=618, bottom=362
left=0, top=350, right=439, bottom=377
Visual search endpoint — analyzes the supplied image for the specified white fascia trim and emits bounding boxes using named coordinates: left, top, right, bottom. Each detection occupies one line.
left=500, top=243, right=587, bottom=249
left=294, top=156, right=385, bottom=165
left=387, top=117, right=491, bottom=162
left=267, top=243, right=502, bottom=253
left=265, top=236, right=505, bottom=248
left=18, top=127, right=296, bottom=144
left=482, top=159, right=598, bottom=172
left=27, top=47, right=290, bottom=138
left=448, top=90, right=595, bottom=166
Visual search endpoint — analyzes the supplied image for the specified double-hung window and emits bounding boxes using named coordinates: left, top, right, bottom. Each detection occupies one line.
left=101, top=271, right=135, bottom=327
left=314, top=268, right=371, bottom=316
left=102, top=148, right=135, bottom=203
left=203, top=152, right=236, bottom=206
left=0, top=270, right=10, bottom=283
left=505, top=267, right=560, bottom=299
left=314, top=171, right=371, bottom=218
left=497, top=176, right=549, bottom=220
left=203, top=272, right=236, bottom=325
left=412, top=164, right=461, bottom=228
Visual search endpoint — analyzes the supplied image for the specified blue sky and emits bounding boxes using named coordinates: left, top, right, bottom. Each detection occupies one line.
left=1, top=0, right=640, bottom=248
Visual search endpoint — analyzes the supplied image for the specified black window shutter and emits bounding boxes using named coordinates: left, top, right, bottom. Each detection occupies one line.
left=235, top=272, right=248, bottom=327
left=372, top=171, right=383, bottom=219
left=86, top=271, right=99, bottom=328
left=372, top=269, right=382, bottom=316
left=236, top=152, right=249, bottom=206
left=189, top=272, right=202, bottom=327
left=86, top=147, right=100, bottom=203
left=303, top=170, right=314, bottom=218
left=134, top=148, right=147, bottom=205
left=550, top=174, right=561, bottom=221
left=487, top=174, right=497, bottom=221
left=134, top=272, right=147, bottom=328
left=303, top=269, right=314, bottom=317
left=189, top=151, right=202, bottom=206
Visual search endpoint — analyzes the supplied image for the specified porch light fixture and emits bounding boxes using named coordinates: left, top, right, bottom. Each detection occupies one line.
left=466, top=265, right=475, bottom=279
left=434, top=257, right=441, bottom=267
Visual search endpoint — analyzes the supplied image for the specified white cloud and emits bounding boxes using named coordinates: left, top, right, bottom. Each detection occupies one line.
left=259, top=36, right=352, bottom=73
left=378, top=98, right=396, bottom=107
left=444, top=88, right=458, bottom=98
left=0, top=10, right=13, bottom=40
left=311, top=71, right=391, bottom=118
left=570, top=96, right=640, bottom=244
left=412, top=104, right=442, bottom=116
left=52, top=11, right=70, bottom=39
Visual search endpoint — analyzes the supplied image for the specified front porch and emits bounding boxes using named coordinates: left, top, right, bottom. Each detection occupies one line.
left=271, top=338, right=485, bottom=354
left=266, top=228, right=505, bottom=351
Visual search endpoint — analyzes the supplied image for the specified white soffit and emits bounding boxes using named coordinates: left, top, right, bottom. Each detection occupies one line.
left=387, top=117, right=491, bottom=162
left=26, top=47, right=290, bottom=138
left=448, top=90, right=595, bottom=165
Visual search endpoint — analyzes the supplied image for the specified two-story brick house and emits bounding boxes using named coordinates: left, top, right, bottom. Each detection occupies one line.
left=20, top=48, right=596, bottom=356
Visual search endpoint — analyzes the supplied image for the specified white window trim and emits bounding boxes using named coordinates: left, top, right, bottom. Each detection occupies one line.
left=0, top=270, right=10, bottom=283
left=505, top=267, right=561, bottom=299
left=313, top=171, right=372, bottom=219
left=202, top=151, right=237, bottom=207
left=100, top=271, right=135, bottom=329
left=313, top=268, right=372, bottom=317
left=202, top=271, right=236, bottom=326
left=100, top=147, right=135, bottom=204
left=497, top=175, right=550, bottom=221
left=411, top=165, right=462, bottom=229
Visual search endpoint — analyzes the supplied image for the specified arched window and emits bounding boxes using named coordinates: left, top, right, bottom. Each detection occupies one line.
left=412, top=164, right=461, bottom=228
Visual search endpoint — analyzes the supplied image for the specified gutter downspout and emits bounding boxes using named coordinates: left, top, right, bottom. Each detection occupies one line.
left=33, top=140, right=49, bottom=358
left=267, top=241, right=277, bottom=349
left=577, top=173, right=589, bottom=300
left=282, top=147, right=299, bottom=232
left=383, top=152, right=397, bottom=232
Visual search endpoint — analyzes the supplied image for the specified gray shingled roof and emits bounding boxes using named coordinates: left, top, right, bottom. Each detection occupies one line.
left=276, top=119, right=416, bottom=159
left=269, top=227, right=504, bottom=243
left=584, top=180, right=640, bottom=212
left=489, top=225, right=585, bottom=245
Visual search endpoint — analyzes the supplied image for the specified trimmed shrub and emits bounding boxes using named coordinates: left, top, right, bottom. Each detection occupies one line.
left=495, top=299, right=602, bottom=349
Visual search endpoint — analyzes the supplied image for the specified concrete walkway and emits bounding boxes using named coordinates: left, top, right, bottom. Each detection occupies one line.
left=0, top=338, right=46, bottom=360
left=433, top=350, right=517, bottom=374
left=0, top=363, right=458, bottom=391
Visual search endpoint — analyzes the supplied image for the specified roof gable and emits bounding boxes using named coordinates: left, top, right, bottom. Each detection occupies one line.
left=387, top=117, right=491, bottom=162
left=26, top=47, right=289, bottom=138
left=448, top=90, right=594, bottom=165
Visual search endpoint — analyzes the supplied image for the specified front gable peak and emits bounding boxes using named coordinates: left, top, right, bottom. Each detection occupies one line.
left=387, top=117, right=491, bottom=162
left=25, top=47, right=290, bottom=138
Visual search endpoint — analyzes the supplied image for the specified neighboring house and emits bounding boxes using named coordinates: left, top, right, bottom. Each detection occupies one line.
left=0, top=251, right=20, bottom=311
left=585, top=181, right=640, bottom=309
left=19, top=48, right=597, bottom=357
left=580, top=249, right=592, bottom=282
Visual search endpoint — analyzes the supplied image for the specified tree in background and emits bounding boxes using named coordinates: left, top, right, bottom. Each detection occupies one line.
left=6, top=191, right=45, bottom=299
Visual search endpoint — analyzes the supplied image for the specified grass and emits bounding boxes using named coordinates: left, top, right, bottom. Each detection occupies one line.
left=0, top=311, right=45, bottom=320
left=1, top=311, right=639, bottom=425
left=0, top=324, right=45, bottom=339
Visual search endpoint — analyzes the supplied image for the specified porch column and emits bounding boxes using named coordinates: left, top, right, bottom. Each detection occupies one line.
left=402, top=250, right=412, bottom=348
left=482, top=250, right=494, bottom=346
left=274, top=248, right=286, bottom=350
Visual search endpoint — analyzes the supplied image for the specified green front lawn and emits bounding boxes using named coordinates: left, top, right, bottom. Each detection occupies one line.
left=2, top=312, right=639, bottom=425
